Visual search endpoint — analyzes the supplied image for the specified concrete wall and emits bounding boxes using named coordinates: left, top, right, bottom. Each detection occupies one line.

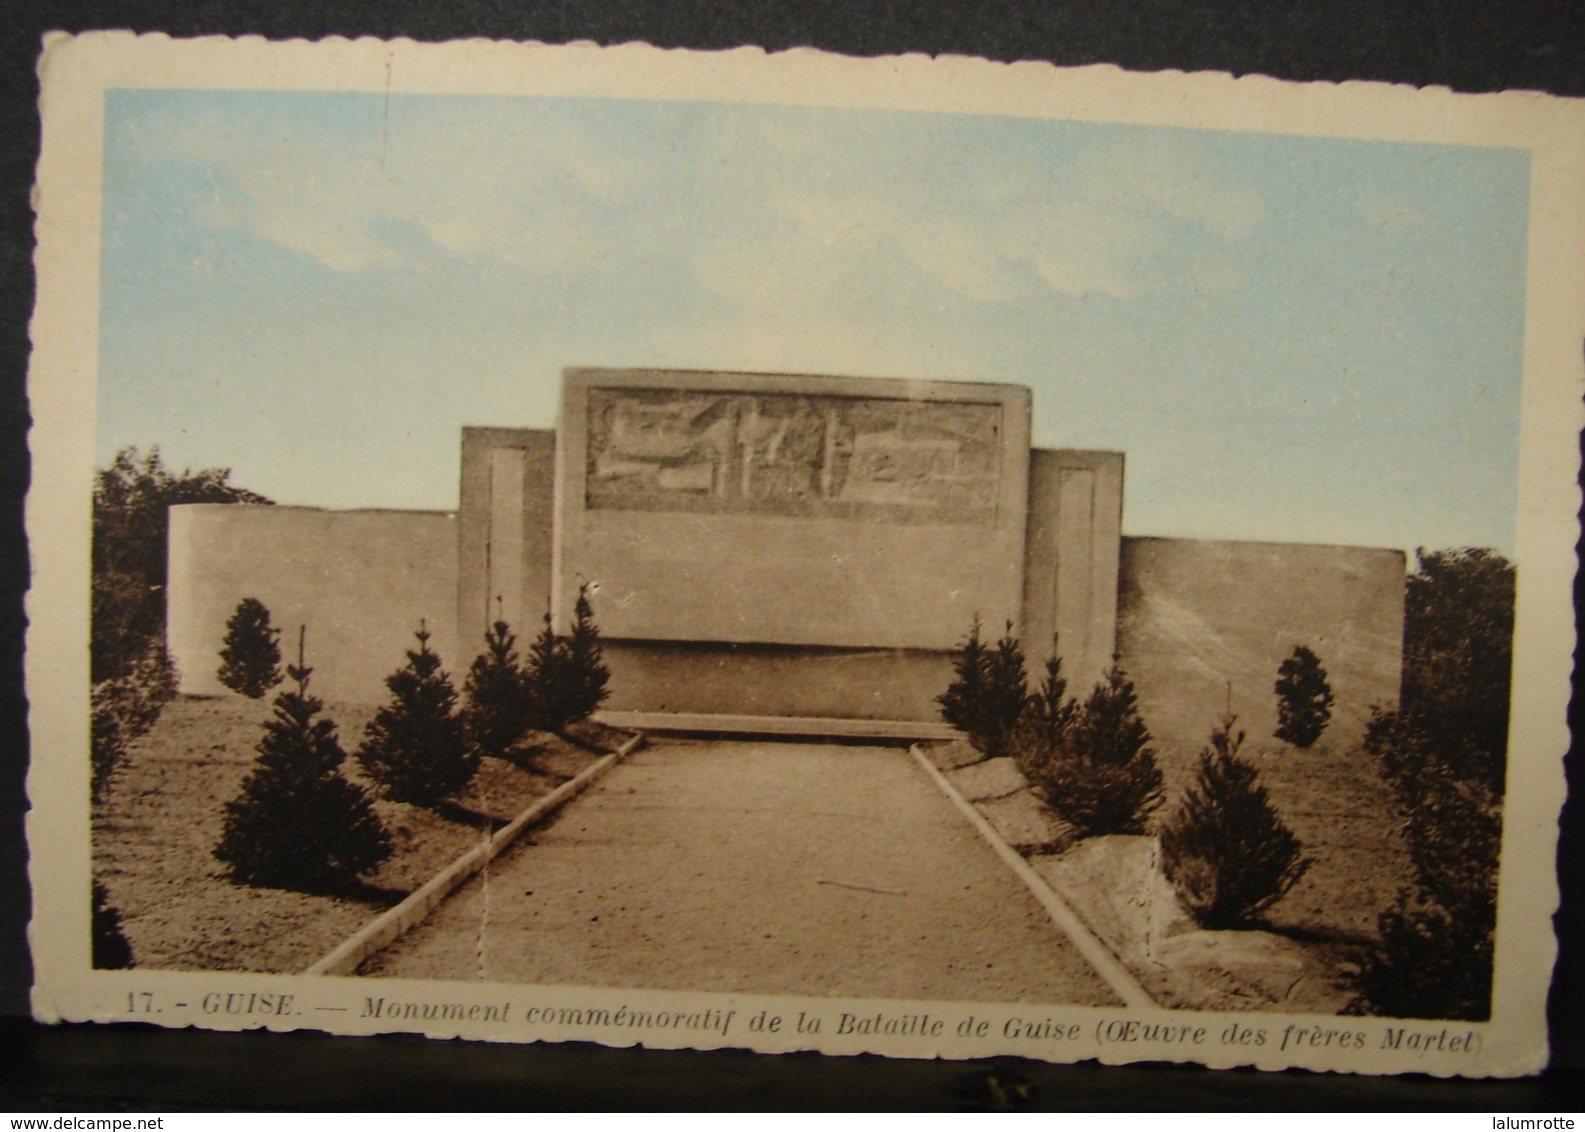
left=168, top=505, right=460, bottom=704
left=457, top=427, right=556, bottom=651
left=554, top=368, right=1031, bottom=650
left=1115, top=536, right=1405, bottom=752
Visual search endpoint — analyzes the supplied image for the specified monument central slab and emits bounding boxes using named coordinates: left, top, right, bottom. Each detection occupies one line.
left=585, top=387, right=1007, bottom=525
left=555, top=369, right=1031, bottom=650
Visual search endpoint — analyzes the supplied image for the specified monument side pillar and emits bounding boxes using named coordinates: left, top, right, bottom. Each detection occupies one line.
left=1024, top=449, right=1124, bottom=691
left=457, top=426, right=556, bottom=651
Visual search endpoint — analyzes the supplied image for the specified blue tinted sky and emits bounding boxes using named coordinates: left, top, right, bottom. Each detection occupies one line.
left=97, top=90, right=1529, bottom=553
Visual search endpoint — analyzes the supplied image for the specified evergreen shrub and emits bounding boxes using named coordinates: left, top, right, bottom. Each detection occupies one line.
left=1036, top=663, right=1165, bottom=837
left=1353, top=709, right=1501, bottom=1020
left=937, top=624, right=1162, bottom=839
left=357, top=623, right=477, bottom=807
left=1349, top=887, right=1495, bottom=1021
left=218, top=597, right=284, bottom=699
left=1159, top=714, right=1311, bottom=929
left=937, top=617, right=1027, bottom=757
left=1008, top=651, right=1076, bottom=785
left=215, top=640, right=392, bottom=891
left=562, top=584, right=612, bottom=726
left=462, top=616, right=532, bottom=760
left=526, top=584, right=611, bottom=734
left=937, top=615, right=987, bottom=742
left=1273, top=645, right=1333, bottom=748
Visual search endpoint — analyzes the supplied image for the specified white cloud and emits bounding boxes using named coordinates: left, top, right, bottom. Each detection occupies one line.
left=136, top=97, right=1268, bottom=328
left=704, top=121, right=1266, bottom=310
left=136, top=100, right=655, bottom=275
left=898, top=217, right=1034, bottom=303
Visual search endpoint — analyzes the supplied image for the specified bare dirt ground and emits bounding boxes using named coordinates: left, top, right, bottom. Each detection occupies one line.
left=92, top=695, right=601, bottom=973
left=363, top=739, right=1126, bottom=1006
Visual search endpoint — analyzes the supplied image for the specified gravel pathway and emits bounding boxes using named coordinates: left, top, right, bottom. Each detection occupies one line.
left=363, top=739, right=1123, bottom=1006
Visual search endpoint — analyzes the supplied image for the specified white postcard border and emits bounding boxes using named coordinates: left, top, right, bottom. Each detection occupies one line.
left=27, top=31, right=1585, bottom=1077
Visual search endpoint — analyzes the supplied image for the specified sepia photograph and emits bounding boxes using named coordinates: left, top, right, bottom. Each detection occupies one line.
left=25, top=33, right=1582, bottom=1077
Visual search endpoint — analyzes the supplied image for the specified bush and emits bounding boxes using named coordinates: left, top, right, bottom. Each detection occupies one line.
left=937, top=617, right=1027, bottom=757
left=91, top=882, right=133, bottom=969
left=1398, top=547, right=1515, bottom=793
left=1160, top=714, right=1311, bottom=929
left=1346, top=547, right=1512, bottom=1020
left=1348, top=888, right=1494, bottom=1022
left=90, top=640, right=178, bottom=799
left=1352, top=709, right=1502, bottom=1020
left=1029, top=663, right=1164, bottom=838
left=1273, top=645, right=1333, bottom=748
left=526, top=585, right=611, bottom=734
left=90, top=687, right=129, bottom=802
left=1008, top=651, right=1076, bottom=784
left=214, top=644, right=392, bottom=891
left=462, top=617, right=533, bottom=760
left=937, top=616, right=987, bottom=740
left=561, top=584, right=611, bottom=725
left=217, top=597, right=284, bottom=699
left=357, top=623, right=477, bottom=807
left=93, top=446, right=270, bottom=684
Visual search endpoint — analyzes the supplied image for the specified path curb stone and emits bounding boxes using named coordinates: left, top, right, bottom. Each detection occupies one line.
left=910, top=744, right=1155, bottom=1009
left=924, top=745, right=1347, bottom=1012
left=304, top=732, right=645, bottom=977
left=945, top=756, right=1027, bottom=802
left=975, top=790, right=1075, bottom=854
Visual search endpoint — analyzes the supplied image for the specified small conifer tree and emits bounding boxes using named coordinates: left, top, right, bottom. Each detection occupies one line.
left=1009, top=648, right=1077, bottom=783
left=981, top=623, right=1029, bottom=757
left=218, top=597, right=284, bottom=699
left=1160, top=714, right=1312, bottom=929
left=462, top=607, right=532, bottom=760
left=937, top=617, right=1028, bottom=756
left=1038, top=663, right=1165, bottom=837
left=1274, top=644, right=1333, bottom=748
left=358, top=622, right=477, bottom=807
left=524, top=607, right=564, bottom=733
left=937, top=615, right=988, bottom=742
left=563, top=584, right=611, bottom=724
left=1025, top=650, right=1077, bottom=749
left=525, top=585, right=611, bottom=733
left=215, top=630, right=392, bottom=890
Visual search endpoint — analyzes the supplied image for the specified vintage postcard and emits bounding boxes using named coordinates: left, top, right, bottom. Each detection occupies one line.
left=26, top=32, right=1583, bottom=1076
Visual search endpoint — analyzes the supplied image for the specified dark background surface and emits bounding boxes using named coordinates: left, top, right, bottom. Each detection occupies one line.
left=1, top=0, right=1582, bottom=1111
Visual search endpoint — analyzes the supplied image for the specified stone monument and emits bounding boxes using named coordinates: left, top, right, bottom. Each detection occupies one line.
left=169, top=366, right=1401, bottom=747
